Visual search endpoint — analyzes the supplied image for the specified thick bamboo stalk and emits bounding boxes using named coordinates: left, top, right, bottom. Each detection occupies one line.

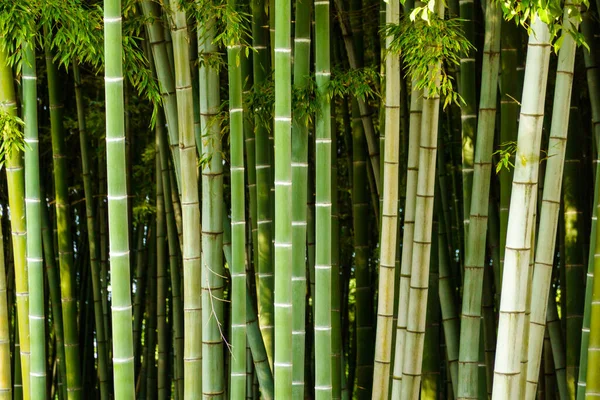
left=371, top=0, right=400, bottom=396
left=525, top=5, right=580, bottom=396
left=492, top=15, right=551, bottom=399
left=23, top=40, right=47, bottom=399
left=0, top=43, right=30, bottom=400
left=227, top=1, right=248, bottom=394
left=199, top=19, right=224, bottom=399
left=274, top=0, right=293, bottom=393
left=104, top=0, right=135, bottom=396
left=457, top=3, right=501, bottom=397
left=291, top=0, right=311, bottom=396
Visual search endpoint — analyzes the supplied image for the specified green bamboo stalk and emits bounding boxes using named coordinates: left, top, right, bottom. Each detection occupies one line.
left=314, top=0, right=332, bottom=397
left=0, top=43, right=30, bottom=400
left=459, top=0, right=478, bottom=240
left=104, top=0, right=135, bottom=396
left=421, top=214, right=439, bottom=400
left=40, top=185, right=68, bottom=400
left=351, top=83, right=373, bottom=400
left=13, top=315, right=22, bottom=400
left=547, top=287, right=568, bottom=399
left=23, top=39, right=46, bottom=400
left=169, top=2, right=204, bottom=398
left=273, top=0, right=293, bottom=392
left=252, top=0, right=275, bottom=365
left=392, top=77, right=423, bottom=397
left=199, top=17, right=225, bottom=399
left=222, top=216, right=275, bottom=399
left=156, top=150, right=168, bottom=400
left=141, top=0, right=181, bottom=189
left=145, top=230, right=158, bottom=398
left=291, top=0, right=311, bottom=395
left=227, top=1, right=247, bottom=394
left=586, top=140, right=600, bottom=397
left=44, top=31, right=82, bottom=400
left=437, top=187, right=459, bottom=398
left=73, top=63, right=109, bottom=400
left=372, top=0, right=400, bottom=396
left=456, top=2, right=501, bottom=397
left=132, top=229, right=147, bottom=369
left=331, top=111, right=342, bottom=400
left=98, top=153, right=110, bottom=352
left=564, top=108, right=586, bottom=398
left=492, top=15, right=551, bottom=399
left=525, top=4, right=580, bottom=396
left=578, top=12, right=600, bottom=398
left=0, top=179, right=9, bottom=400
left=157, top=112, right=184, bottom=399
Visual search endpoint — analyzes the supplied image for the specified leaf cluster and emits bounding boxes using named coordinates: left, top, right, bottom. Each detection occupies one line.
left=385, top=15, right=474, bottom=108
left=496, top=0, right=588, bottom=52
left=0, top=109, right=26, bottom=171
left=492, top=141, right=517, bottom=173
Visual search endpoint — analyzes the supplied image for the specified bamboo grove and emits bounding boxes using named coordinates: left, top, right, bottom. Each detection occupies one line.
left=1, top=0, right=600, bottom=398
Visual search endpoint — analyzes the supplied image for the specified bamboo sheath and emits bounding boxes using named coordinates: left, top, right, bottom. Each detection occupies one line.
left=23, top=40, right=47, bottom=400
left=525, top=3, right=580, bottom=397
left=492, top=15, right=551, bottom=400
left=104, top=0, right=135, bottom=397
left=457, top=2, right=501, bottom=397
left=0, top=44, right=30, bottom=400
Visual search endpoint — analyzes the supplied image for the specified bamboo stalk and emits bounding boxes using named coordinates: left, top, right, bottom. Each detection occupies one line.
left=23, top=39, right=47, bottom=399
left=492, top=15, right=551, bottom=399
left=104, top=0, right=135, bottom=396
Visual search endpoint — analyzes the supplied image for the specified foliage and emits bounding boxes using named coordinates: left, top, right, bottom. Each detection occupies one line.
left=0, top=109, right=26, bottom=171
left=495, top=0, right=588, bottom=52
left=384, top=14, right=474, bottom=108
left=492, top=141, right=517, bottom=174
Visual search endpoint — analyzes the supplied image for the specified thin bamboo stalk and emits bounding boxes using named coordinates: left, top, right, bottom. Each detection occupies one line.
left=44, top=32, right=82, bottom=400
left=457, top=2, right=501, bottom=397
left=23, top=39, right=47, bottom=399
left=372, top=0, right=401, bottom=396
left=104, top=0, right=135, bottom=396
left=156, top=150, right=168, bottom=400
left=227, top=1, right=247, bottom=393
left=0, top=183, right=9, bottom=400
left=291, top=0, right=311, bottom=395
left=252, top=0, right=275, bottom=365
left=73, top=63, right=109, bottom=400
